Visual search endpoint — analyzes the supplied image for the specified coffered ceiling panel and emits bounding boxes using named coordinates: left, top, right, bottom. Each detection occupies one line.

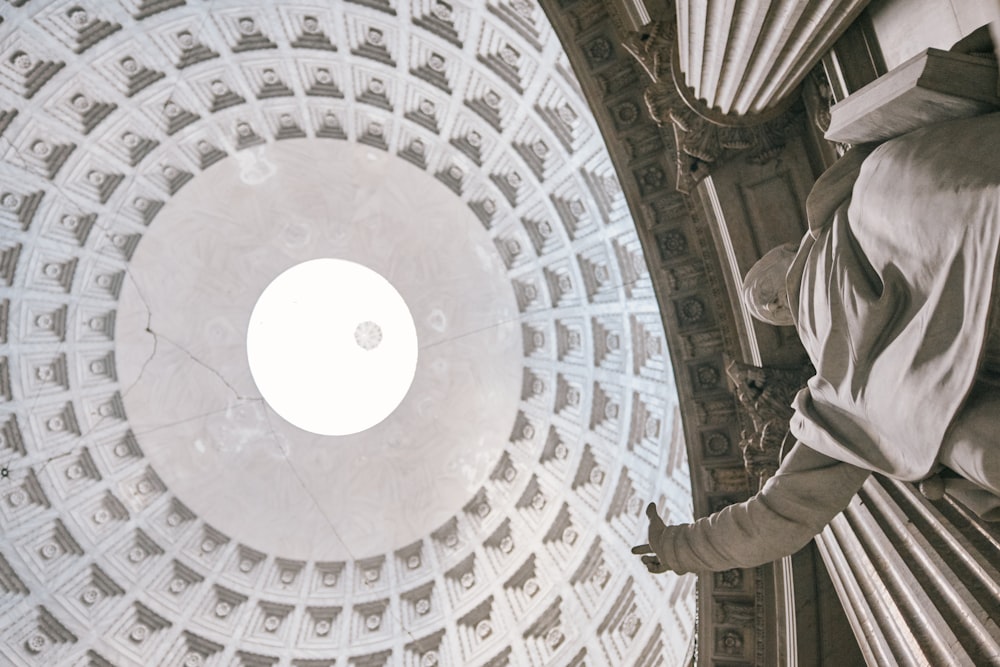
left=0, top=1, right=696, bottom=665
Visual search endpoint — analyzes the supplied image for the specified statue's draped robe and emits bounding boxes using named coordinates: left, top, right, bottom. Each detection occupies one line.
left=790, top=113, right=1000, bottom=479
left=658, top=113, right=1000, bottom=574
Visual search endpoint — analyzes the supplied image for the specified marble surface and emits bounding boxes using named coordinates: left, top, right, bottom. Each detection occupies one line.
left=117, top=141, right=522, bottom=561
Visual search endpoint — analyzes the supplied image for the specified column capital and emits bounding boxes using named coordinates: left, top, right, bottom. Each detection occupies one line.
left=624, top=20, right=801, bottom=193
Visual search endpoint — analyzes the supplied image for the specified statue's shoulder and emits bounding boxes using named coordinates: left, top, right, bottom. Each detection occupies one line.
left=805, top=146, right=877, bottom=234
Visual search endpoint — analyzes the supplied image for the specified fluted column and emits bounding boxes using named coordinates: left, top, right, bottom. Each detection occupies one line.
left=675, top=0, right=871, bottom=117
left=816, top=477, right=1000, bottom=665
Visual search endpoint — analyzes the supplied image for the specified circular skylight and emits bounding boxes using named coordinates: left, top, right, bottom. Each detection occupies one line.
left=246, top=258, right=418, bottom=435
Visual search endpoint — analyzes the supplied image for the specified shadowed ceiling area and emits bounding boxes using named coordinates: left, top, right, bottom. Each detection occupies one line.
left=0, top=1, right=695, bottom=665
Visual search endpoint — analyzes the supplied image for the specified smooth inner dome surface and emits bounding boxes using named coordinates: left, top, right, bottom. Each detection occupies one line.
left=116, top=140, right=522, bottom=560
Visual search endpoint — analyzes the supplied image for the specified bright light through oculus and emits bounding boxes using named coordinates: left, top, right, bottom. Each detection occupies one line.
left=246, top=259, right=418, bottom=436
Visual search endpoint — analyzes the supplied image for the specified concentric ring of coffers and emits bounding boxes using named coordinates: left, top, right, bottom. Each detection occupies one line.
left=0, top=0, right=693, bottom=664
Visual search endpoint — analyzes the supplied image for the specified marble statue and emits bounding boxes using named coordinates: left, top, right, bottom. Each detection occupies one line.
left=634, top=112, right=1000, bottom=574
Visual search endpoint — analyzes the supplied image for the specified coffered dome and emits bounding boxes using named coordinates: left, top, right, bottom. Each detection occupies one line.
left=0, top=1, right=695, bottom=665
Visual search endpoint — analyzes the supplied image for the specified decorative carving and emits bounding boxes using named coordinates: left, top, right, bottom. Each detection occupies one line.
left=703, top=432, right=730, bottom=457
left=666, top=263, right=703, bottom=291
left=655, top=228, right=688, bottom=261
left=678, top=297, right=705, bottom=324
left=716, top=629, right=745, bottom=656
left=585, top=37, right=613, bottom=64
left=695, top=397, right=734, bottom=425
left=727, top=361, right=813, bottom=488
left=683, top=330, right=724, bottom=358
left=694, top=363, right=720, bottom=389
left=713, top=600, right=755, bottom=628
left=624, top=21, right=800, bottom=193
left=708, top=468, right=749, bottom=495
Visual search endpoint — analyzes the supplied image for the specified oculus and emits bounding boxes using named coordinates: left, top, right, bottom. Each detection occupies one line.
left=247, top=258, right=418, bottom=435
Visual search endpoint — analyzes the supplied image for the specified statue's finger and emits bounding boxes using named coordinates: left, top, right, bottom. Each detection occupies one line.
left=646, top=502, right=659, bottom=520
left=631, top=543, right=653, bottom=555
left=641, top=555, right=660, bottom=568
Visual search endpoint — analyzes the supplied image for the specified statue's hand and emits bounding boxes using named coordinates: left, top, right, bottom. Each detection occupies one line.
left=631, top=502, right=670, bottom=574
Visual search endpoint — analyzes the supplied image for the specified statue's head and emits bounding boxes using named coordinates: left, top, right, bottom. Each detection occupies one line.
left=742, top=243, right=797, bottom=326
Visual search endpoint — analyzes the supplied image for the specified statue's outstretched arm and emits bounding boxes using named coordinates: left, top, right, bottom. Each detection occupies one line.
left=634, top=442, right=870, bottom=574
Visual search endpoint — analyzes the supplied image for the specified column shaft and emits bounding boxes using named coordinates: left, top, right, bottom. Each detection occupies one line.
left=676, top=0, right=871, bottom=115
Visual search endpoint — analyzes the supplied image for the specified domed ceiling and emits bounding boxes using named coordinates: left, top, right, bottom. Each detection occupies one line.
left=0, top=1, right=695, bottom=665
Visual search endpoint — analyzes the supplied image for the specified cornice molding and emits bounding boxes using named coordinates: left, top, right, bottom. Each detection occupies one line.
left=540, top=1, right=779, bottom=664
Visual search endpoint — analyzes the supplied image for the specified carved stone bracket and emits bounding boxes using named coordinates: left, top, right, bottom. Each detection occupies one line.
left=623, top=20, right=801, bottom=194
left=726, top=360, right=813, bottom=490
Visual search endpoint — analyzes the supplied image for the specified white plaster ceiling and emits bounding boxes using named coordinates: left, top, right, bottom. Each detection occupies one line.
left=0, top=1, right=696, bottom=665
left=117, top=140, right=523, bottom=561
